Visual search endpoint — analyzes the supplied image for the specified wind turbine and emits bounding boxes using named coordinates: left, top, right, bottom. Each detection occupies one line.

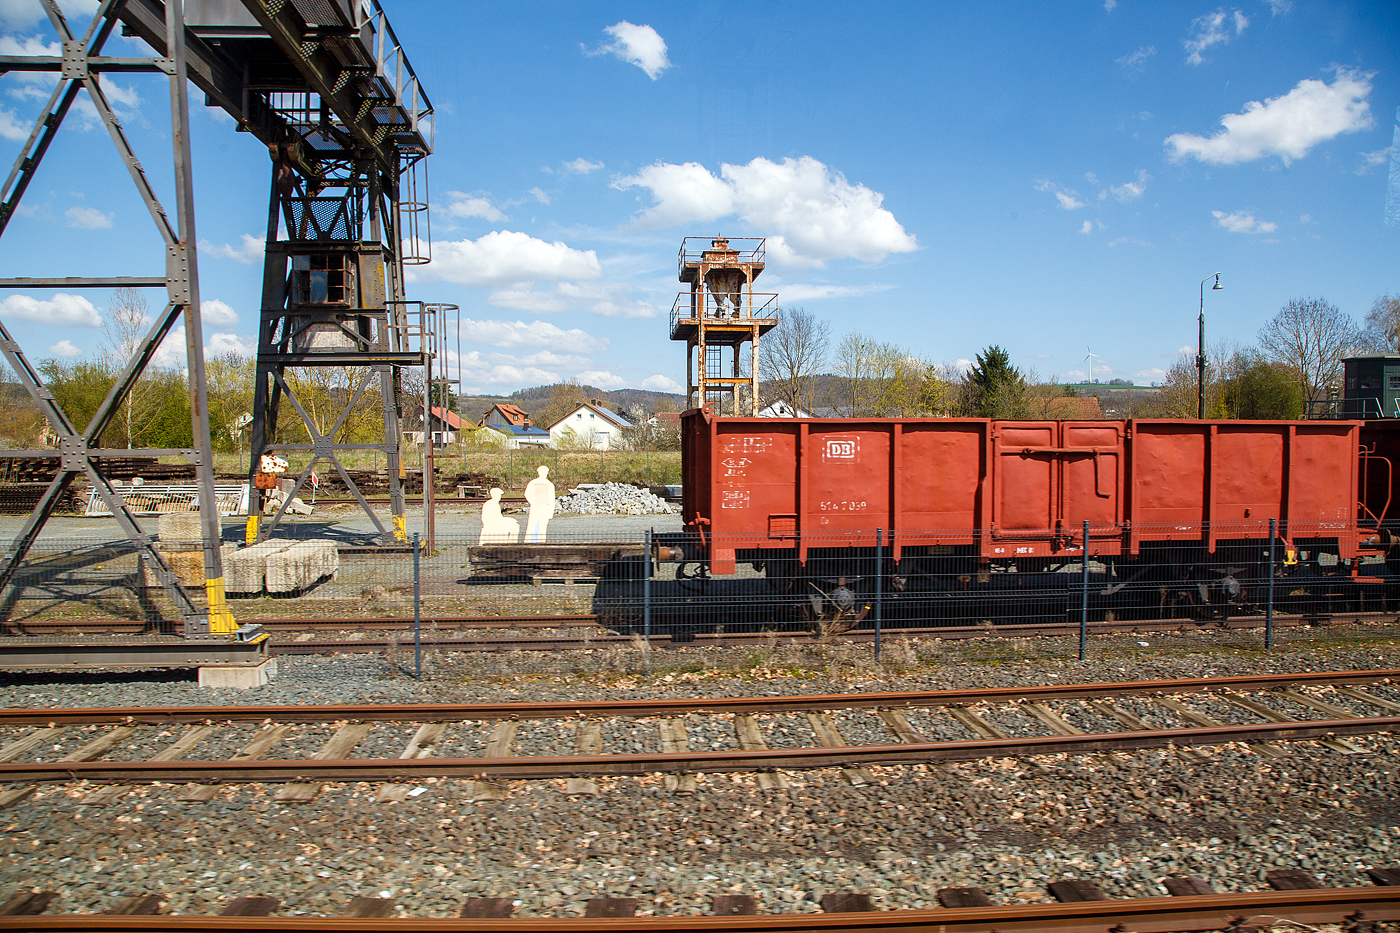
left=1084, top=347, right=1100, bottom=384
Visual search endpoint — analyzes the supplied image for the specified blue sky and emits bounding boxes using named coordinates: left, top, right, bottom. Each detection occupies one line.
left=0, top=1, right=1397, bottom=394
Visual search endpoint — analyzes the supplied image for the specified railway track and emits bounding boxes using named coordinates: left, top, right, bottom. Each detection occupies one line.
left=2, top=876, right=1399, bottom=931
left=0, top=670, right=1396, bottom=797
left=0, top=611, right=1382, bottom=651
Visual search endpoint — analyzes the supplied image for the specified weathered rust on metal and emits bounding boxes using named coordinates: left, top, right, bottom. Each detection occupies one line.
left=2, top=715, right=1396, bottom=784
left=0, top=669, right=1390, bottom=726
left=682, top=413, right=1365, bottom=572
left=2, top=887, right=1398, bottom=932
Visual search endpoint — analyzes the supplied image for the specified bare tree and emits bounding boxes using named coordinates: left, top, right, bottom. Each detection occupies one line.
left=101, top=287, right=151, bottom=448
left=834, top=332, right=879, bottom=416
left=536, top=379, right=589, bottom=429
left=1257, top=297, right=1362, bottom=405
left=758, top=306, right=830, bottom=416
left=1363, top=293, right=1400, bottom=352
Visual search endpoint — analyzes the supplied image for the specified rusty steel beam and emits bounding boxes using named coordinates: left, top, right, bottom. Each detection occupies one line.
left=0, top=669, right=1392, bottom=726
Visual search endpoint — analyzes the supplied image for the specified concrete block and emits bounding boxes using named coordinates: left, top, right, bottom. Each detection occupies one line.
left=224, top=540, right=295, bottom=596
left=158, top=512, right=203, bottom=543
left=198, top=657, right=277, bottom=689
left=140, top=543, right=238, bottom=591
left=265, top=541, right=339, bottom=594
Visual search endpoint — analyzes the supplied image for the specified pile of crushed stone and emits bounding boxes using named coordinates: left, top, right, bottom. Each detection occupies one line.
left=554, top=482, right=677, bottom=515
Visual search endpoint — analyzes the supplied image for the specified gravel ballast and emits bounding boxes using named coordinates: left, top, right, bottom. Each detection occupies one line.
left=0, top=644, right=1397, bottom=918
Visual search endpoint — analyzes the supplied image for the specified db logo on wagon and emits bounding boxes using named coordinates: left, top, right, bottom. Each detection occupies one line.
left=822, top=435, right=859, bottom=460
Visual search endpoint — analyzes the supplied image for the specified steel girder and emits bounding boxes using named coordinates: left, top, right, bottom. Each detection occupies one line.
left=246, top=158, right=414, bottom=544
left=0, top=0, right=249, bottom=638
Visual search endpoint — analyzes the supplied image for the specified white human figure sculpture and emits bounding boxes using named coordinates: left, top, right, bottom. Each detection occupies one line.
left=478, top=488, right=519, bottom=545
left=524, top=465, right=556, bottom=543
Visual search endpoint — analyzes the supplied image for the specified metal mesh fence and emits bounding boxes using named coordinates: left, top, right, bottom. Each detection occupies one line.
left=2, top=521, right=1398, bottom=675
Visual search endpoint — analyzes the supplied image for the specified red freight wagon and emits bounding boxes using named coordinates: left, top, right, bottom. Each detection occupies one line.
left=681, top=410, right=1363, bottom=574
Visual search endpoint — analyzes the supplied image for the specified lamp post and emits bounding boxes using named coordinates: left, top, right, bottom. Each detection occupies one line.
left=1198, top=272, right=1223, bottom=419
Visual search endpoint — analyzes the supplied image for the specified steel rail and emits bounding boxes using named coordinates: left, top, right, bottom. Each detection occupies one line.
left=0, top=612, right=1379, bottom=643
left=0, top=669, right=1392, bottom=726
left=1, top=616, right=600, bottom=634
left=3, top=886, right=1398, bottom=933
left=1, top=714, right=1396, bottom=783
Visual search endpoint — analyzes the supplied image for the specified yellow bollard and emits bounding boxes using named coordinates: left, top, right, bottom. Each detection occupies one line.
left=205, top=577, right=239, bottom=636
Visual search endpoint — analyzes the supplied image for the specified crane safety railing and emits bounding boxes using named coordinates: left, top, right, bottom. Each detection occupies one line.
left=677, top=237, right=765, bottom=277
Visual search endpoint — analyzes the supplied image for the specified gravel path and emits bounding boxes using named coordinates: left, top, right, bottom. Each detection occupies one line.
left=0, top=644, right=1397, bottom=917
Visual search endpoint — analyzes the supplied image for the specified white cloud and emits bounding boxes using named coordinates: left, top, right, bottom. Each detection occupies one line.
left=586, top=296, right=659, bottom=319
left=65, top=205, right=111, bottom=229
left=1116, top=45, right=1156, bottom=71
left=421, top=231, right=602, bottom=288
left=151, top=326, right=254, bottom=368
left=1165, top=70, right=1374, bottom=165
left=1136, top=367, right=1167, bottom=384
left=1104, top=0, right=1117, bottom=10
left=198, top=234, right=264, bottom=264
left=1079, top=220, right=1093, bottom=234
left=541, top=158, right=605, bottom=176
left=1184, top=9, right=1248, bottom=66
left=1109, top=170, right=1150, bottom=202
left=615, top=156, right=917, bottom=267
left=641, top=374, right=683, bottom=393
left=459, top=318, right=607, bottom=353
left=47, top=338, right=81, bottom=357
left=1265, top=0, right=1292, bottom=13
left=1212, top=209, right=1277, bottom=233
left=0, top=0, right=97, bottom=28
left=487, top=288, right=570, bottom=313
left=441, top=192, right=506, bottom=222
left=1358, top=147, right=1394, bottom=174
left=1, top=292, right=102, bottom=327
left=779, top=283, right=891, bottom=301
left=200, top=299, right=239, bottom=329
left=573, top=369, right=629, bottom=390
left=1033, top=179, right=1084, bottom=210
left=614, top=161, right=735, bottom=227
left=453, top=350, right=560, bottom=392
left=588, top=21, right=671, bottom=80
left=207, top=332, right=254, bottom=356
left=528, top=187, right=551, bottom=205
left=0, top=107, right=26, bottom=141
left=0, top=33, right=57, bottom=55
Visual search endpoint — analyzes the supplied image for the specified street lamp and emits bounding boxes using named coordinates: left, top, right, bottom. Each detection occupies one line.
left=1198, top=272, right=1223, bottom=419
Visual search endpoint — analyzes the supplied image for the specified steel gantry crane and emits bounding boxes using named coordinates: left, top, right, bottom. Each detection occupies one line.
left=0, top=0, right=434, bottom=668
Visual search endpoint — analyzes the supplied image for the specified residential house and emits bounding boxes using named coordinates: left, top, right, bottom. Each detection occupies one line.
left=478, top=402, right=551, bottom=448
left=547, top=401, right=633, bottom=449
left=405, top=405, right=465, bottom=449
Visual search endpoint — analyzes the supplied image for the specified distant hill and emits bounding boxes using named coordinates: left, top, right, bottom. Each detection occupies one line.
left=452, top=384, right=686, bottom=424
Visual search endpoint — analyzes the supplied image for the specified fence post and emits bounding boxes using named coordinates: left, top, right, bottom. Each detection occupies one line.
left=600, top=447, right=605, bottom=484
left=1080, top=520, right=1090, bottom=661
left=643, top=528, right=652, bottom=675
left=874, top=528, right=883, bottom=661
left=509, top=449, right=514, bottom=489
left=1266, top=517, right=1276, bottom=650
left=647, top=451, right=651, bottom=486
left=412, top=532, right=422, bottom=681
